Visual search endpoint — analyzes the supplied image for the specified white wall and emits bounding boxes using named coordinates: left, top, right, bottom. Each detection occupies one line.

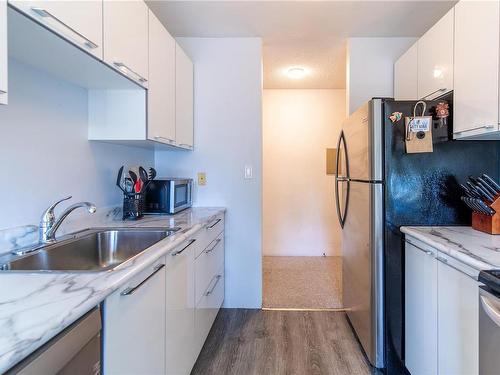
left=0, top=60, right=154, bottom=229
left=346, top=37, right=417, bottom=114
left=263, top=89, right=345, bottom=257
left=155, top=38, right=263, bottom=309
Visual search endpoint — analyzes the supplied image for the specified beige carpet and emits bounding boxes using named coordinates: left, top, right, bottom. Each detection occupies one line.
left=262, top=256, right=342, bottom=309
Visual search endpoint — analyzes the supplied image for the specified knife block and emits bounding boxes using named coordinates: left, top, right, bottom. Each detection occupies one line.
left=472, top=195, right=500, bottom=235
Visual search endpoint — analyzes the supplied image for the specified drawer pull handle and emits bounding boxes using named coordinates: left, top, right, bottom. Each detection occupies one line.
left=205, top=275, right=222, bottom=296
left=172, top=239, right=196, bottom=256
left=154, top=135, right=174, bottom=143
left=436, top=256, right=477, bottom=280
left=205, top=238, right=221, bottom=254
left=454, top=124, right=495, bottom=135
left=121, top=264, right=165, bottom=296
left=112, top=61, right=148, bottom=84
left=0, top=89, right=6, bottom=94
left=31, top=7, right=99, bottom=50
left=420, top=87, right=447, bottom=100
left=207, top=218, right=222, bottom=229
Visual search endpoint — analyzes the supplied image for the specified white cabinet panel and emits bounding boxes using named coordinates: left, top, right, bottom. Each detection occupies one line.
left=437, top=255, right=479, bottom=375
left=8, top=0, right=103, bottom=59
left=417, top=7, right=454, bottom=99
left=165, top=237, right=198, bottom=375
left=148, top=10, right=176, bottom=146
left=103, top=258, right=166, bottom=375
left=394, top=42, right=418, bottom=100
left=453, top=0, right=500, bottom=139
left=0, top=0, right=7, bottom=105
left=405, top=241, right=438, bottom=375
left=103, top=0, right=148, bottom=87
left=175, top=43, right=194, bottom=149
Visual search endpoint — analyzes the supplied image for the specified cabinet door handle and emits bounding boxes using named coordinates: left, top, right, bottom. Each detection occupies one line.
left=436, top=256, right=477, bottom=280
left=454, top=124, right=495, bottom=135
left=206, top=218, right=222, bottom=229
left=154, top=135, right=174, bottom=144
left=113, top=62, right=148, bottom=84
left=0, top=89, right=6, bottom=94
left=172, top=239, right=196, bottom=256
left=121, top=264, right=165, bottom=296
left=179, top=144, right=193, bottom=149
left=31, top=7, right=98, bottom=50
left=204, top=275, right=222, bottom=296
left=408, top=241, right=434, bottom=256
left=420, top=87, right=447, bottom=100
left=205, top=238, right=221, bottom=254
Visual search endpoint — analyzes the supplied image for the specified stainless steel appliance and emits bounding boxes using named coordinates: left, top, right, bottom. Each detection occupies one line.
left=335, top=100, right=384, bottom=368
left=6, top=308, right=101, bottom=374
left=335, top=98, right=500, bottom=372
left=144, top=178, right=193, bottom=214
left=478, top=270, right=500, bottom=374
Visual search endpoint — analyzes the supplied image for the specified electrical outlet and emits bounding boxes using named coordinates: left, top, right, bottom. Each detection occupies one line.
left=244, top=165, right=253, bottom=179
left=198, top=172, right=206, bottom=186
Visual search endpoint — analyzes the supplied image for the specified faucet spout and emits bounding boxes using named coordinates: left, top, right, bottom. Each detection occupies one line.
left=39, top=199, right=96, bottom=243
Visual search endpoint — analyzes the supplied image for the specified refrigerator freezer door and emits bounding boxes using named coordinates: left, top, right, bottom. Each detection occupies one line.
left=342, top=99, right=383, bottom=181
left=343, top=181, right=384, bottom=368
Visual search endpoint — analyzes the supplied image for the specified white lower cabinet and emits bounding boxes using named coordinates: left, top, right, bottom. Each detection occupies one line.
left=103, top=215, right=225, bottom=375
left=405, top=237, right=479, bottom=375
left=165, top=237, right=198, bottom=375
left=405, top=240, right=438, bottom=375
left=103, top=257, right=167, bottom=375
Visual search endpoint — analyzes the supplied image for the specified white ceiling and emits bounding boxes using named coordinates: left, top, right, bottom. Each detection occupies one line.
left=147, top=1, right=456, bottom=89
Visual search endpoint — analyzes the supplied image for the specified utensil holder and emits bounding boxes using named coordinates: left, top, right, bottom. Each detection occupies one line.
left=123, top=193, right=144, bottom=220
left=472, top=195, right=500, bottom=235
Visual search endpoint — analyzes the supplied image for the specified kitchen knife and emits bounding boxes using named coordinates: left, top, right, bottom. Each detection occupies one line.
left=483, top=174, right=500, bottom=193
left=477, top=199, right=496, bottom=216
left=470, top=198, right=490, bottom=215
left=477, top=177, right=497, bottom=197
left=461, top=197, right=476, bottom=211
left=116, top=166, right=126, bottom=193
left=460, top=184, right=476, bottom=199
left=467, top=179, right=494, bottom=202
left=465, top=181, right=485, bottom=199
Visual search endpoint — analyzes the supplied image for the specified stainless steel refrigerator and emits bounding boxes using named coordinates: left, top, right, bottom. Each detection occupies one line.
left=335, top=99, right=384, bottom=369
left=335, top=98, right=500, bottom=373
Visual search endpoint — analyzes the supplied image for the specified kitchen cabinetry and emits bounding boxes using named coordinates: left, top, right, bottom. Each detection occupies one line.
left=165, top=237, right=198, bottom=375
left=394, top=42, right=418, bottom=100
left=453, top=0, right=500, bottom=140
left=103, top=257, right=166, bottom=375
left=0, top=0, right=7, bottom=105
left=437, top=254, right=478, bottom=375
left=405, top=240, right=437, bottom=375
left=417, top=7, right=454, bottom=100
left=405, top=236, right=479, bottom=375
left=8, top=0, right=103, bottom=59
left=103, top=0, right=149, bottom=87
left=175, top=43, right=194, bottom=149
left=148, top=10, right=176, bottom=145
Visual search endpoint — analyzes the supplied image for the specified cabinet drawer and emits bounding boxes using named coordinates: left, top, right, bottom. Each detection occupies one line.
left=195, top=266, right=224, bottom=352
left=195, top=232, right=224, bottom=305
left=196, top=214, right=225, bottom=258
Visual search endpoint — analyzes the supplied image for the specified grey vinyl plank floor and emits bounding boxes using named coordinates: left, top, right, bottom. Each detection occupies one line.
left=191, top=309, right=378, bottom=375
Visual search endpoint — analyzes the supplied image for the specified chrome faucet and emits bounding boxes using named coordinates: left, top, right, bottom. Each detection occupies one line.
left=39, top=196, right=97, bottom=243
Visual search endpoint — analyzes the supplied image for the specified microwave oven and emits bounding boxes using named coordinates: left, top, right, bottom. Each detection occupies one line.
left=144, top=178, right=193, bottom=214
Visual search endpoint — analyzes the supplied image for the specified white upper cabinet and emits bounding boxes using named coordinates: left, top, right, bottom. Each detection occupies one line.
left=8, top=0, right=103, bottom=59
left=454, top=0, right=500, bottom=140
left=175, top=43, right=194, bottom=149
left=394, top=42, right=418, bottom=100
left=417, top=7, right=454, bottom=100
left=0, top=0, right=7, bottom=105
left=103, top=0, right=148, bottom=87
left=148, top=10, right=176, bottom=145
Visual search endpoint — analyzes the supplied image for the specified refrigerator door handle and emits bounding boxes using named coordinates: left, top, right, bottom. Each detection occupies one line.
left=335, top=131, right=350, bottom=228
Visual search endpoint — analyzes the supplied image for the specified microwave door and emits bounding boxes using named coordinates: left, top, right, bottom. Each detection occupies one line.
left=171, top=181, right=192, bottom=212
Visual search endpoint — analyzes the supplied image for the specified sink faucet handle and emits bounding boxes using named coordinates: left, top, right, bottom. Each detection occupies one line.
left=40, top=196, right=72, bottom=225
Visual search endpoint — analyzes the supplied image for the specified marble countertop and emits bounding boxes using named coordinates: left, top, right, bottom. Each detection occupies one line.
left=0, top=207, right=225, bottom=373
left=401, top=226, right=500, bottom=271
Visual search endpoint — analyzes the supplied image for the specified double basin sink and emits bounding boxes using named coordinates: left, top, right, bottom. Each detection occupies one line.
left=0, top=227, right=180, bottom=272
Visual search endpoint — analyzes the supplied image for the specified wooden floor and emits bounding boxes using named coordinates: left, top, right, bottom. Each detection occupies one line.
left=191, top=309, right=377, bottom=375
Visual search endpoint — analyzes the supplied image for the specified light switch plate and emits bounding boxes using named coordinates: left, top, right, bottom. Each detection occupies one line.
left=198, top=172, right=206, bottom=186
left=244, top=165, right=253, bottom=179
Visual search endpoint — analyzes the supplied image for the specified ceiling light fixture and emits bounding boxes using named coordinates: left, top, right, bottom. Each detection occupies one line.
left=286, top=67, right=308, bottom=80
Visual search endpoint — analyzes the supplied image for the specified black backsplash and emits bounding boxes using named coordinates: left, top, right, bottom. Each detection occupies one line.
left=382, top=99, right=500, bottom=374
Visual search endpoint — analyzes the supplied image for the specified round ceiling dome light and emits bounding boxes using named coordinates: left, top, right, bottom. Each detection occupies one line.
left=286, top=67, right=308, bottom=79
